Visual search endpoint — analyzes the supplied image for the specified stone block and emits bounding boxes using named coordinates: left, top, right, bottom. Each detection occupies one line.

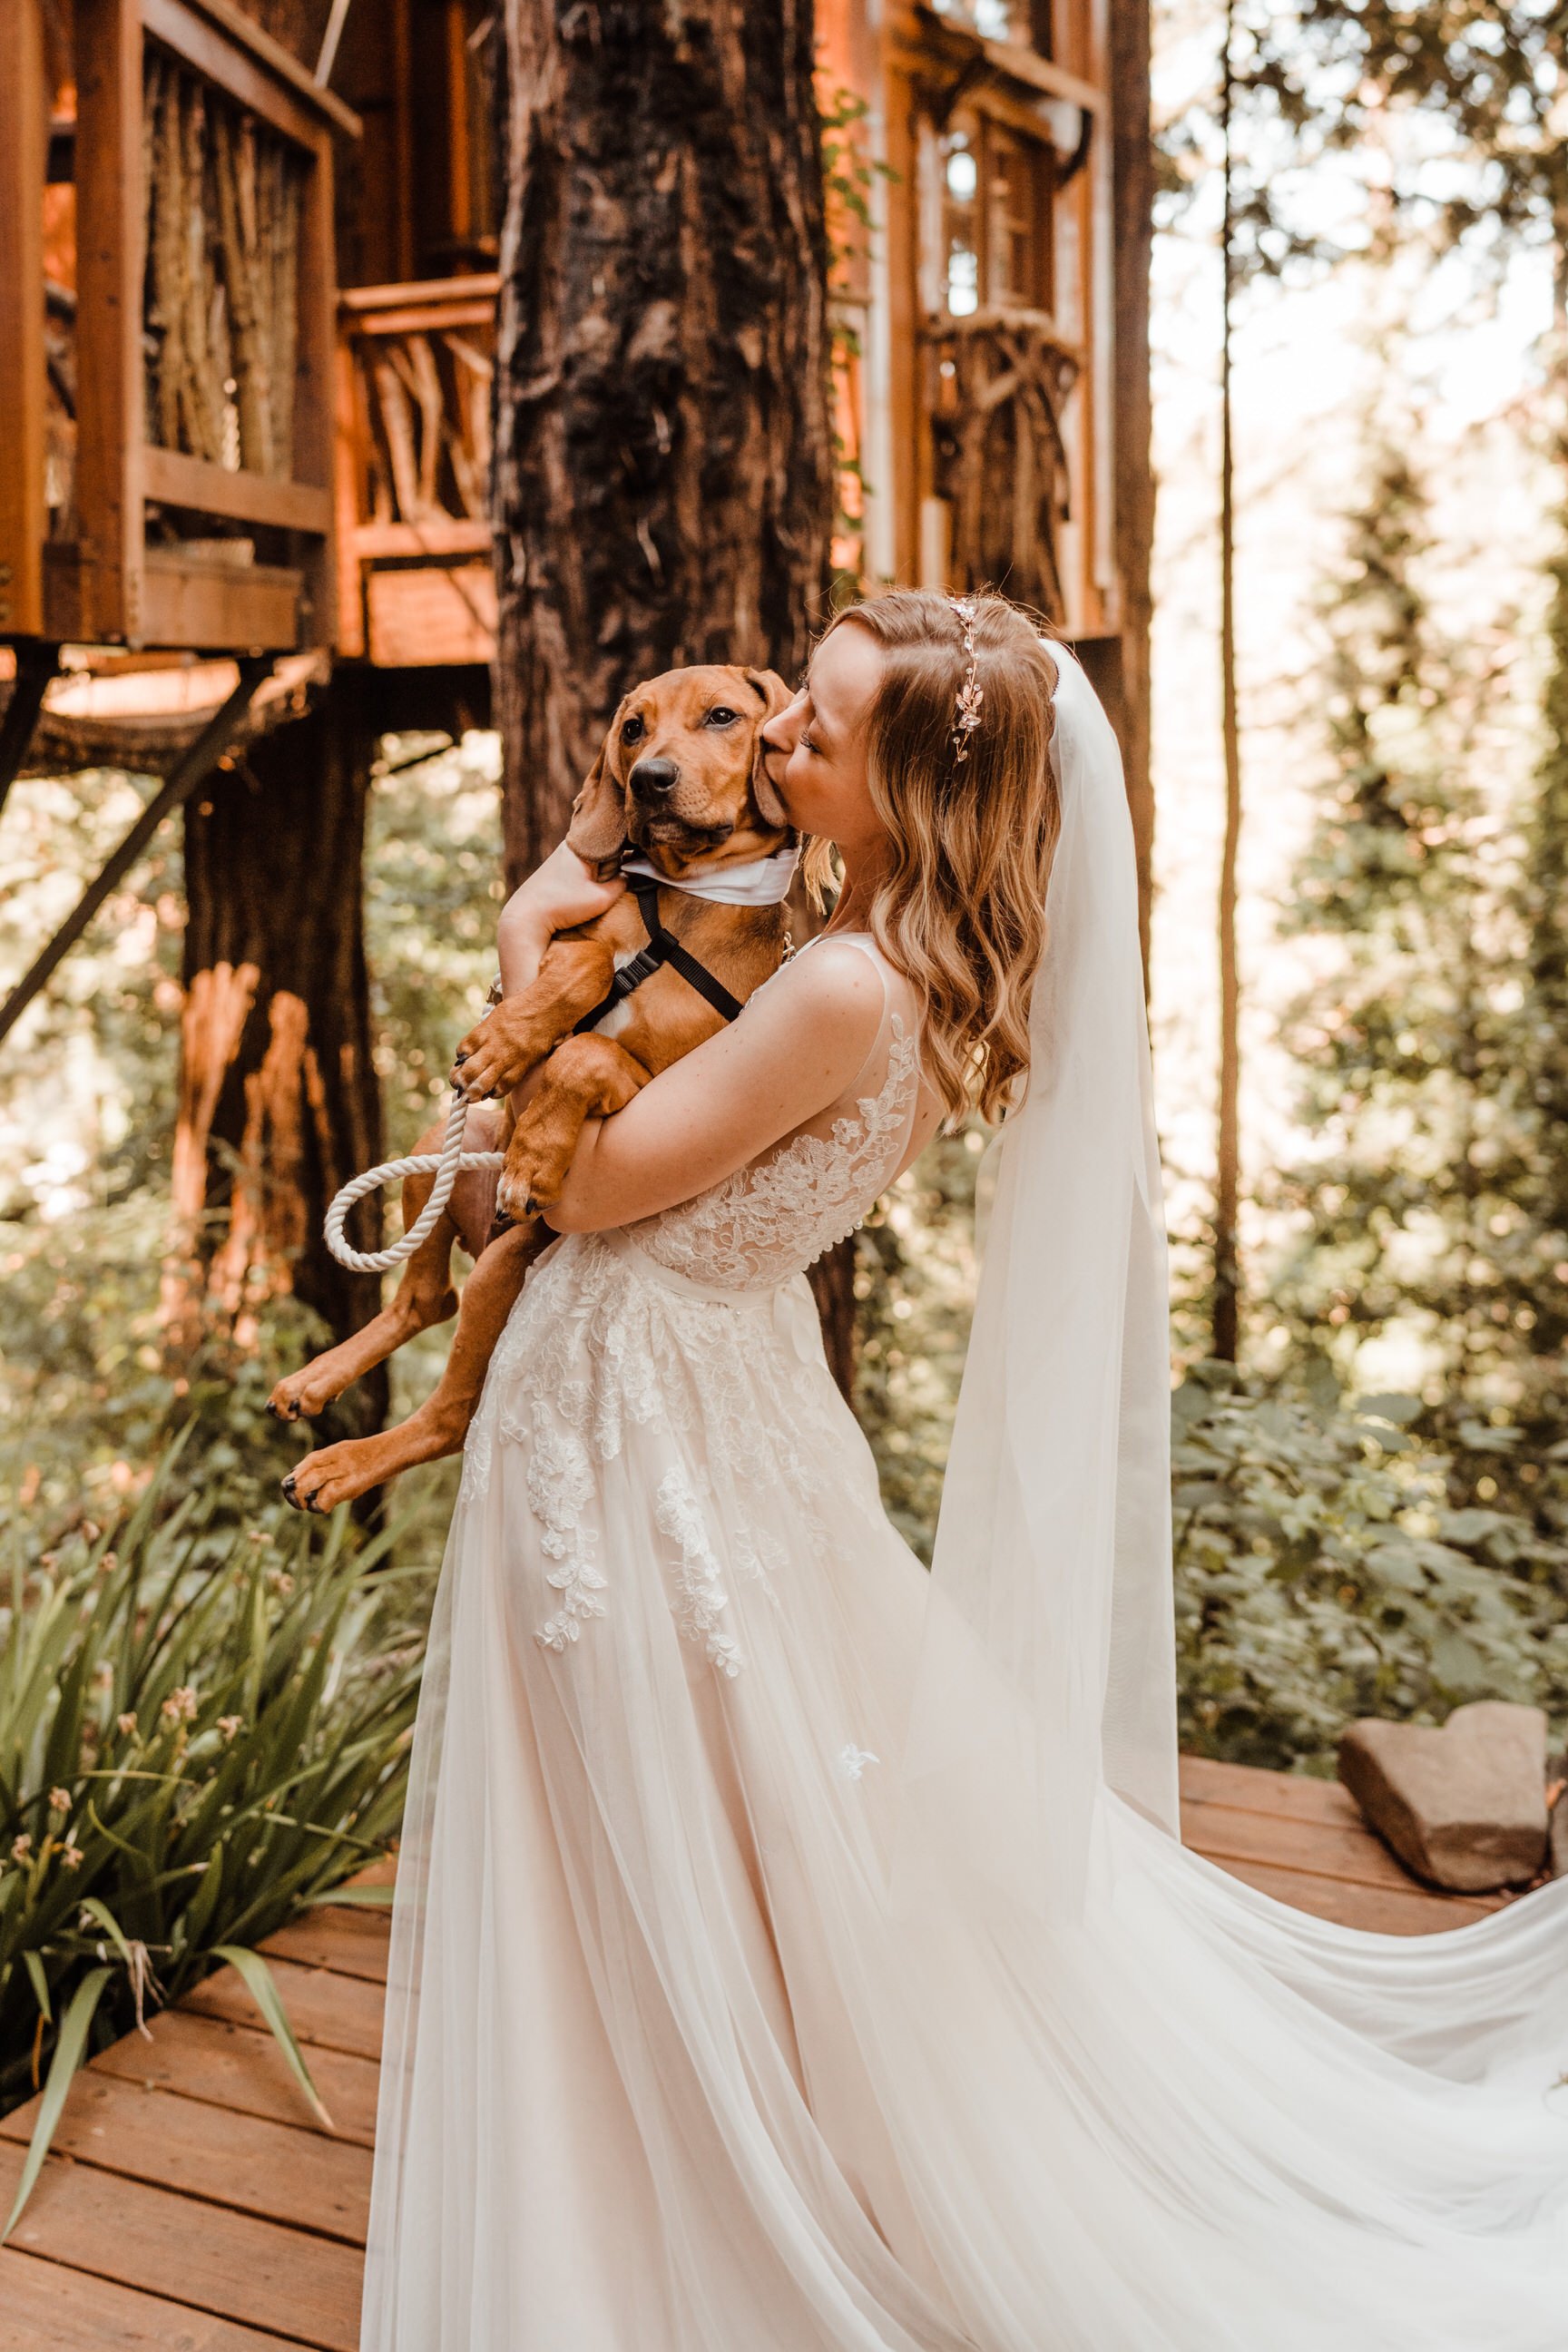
left=1338, top=1700, right=1548, bottom=1893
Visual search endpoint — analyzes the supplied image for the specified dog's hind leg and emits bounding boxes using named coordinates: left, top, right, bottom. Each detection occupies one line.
left=265, top=1103, right=506, bottom=1426
left=281, top=1219, right=547, bottom=1514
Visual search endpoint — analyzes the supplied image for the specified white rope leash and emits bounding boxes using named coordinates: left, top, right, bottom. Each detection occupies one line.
left=324, top=1084, right=505, bottom=1275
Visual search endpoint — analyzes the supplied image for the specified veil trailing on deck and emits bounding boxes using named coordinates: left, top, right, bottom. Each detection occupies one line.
left=891, top=642, right=1180, bottom=1926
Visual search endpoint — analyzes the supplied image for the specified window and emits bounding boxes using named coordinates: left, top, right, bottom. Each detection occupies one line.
left=927, top=0, right=1054, bottom=50
left=943, top=132, right=980, bottom=316
left=938, top=112, right=1054, bottom=321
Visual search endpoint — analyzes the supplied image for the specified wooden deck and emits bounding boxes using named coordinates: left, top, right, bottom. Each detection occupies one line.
left=0, top=1758, right=1515, bottom=2349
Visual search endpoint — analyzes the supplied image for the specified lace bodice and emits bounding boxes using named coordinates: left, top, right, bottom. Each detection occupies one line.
left=623, top=937, right=923, bottom=1294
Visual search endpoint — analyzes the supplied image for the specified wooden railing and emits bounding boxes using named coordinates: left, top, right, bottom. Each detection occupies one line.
left=0, top=0, right=352, bottom=653
left=334, top=274, right=499, bottom=665
left=926, top=309, right=1081, bottom=622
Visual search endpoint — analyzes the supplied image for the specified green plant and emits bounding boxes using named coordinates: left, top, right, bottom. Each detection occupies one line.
left=0, top=1443, right=431, bottom=2235
left=1173, top=1363, right=1568, bottom=1773
left=856, top=1122, right=988, bottom=1562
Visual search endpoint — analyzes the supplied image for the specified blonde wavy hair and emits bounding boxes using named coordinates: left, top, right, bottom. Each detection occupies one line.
left=808, top=589, right=1062, bottom=1127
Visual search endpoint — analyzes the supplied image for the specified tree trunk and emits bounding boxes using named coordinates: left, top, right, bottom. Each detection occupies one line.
left=1110, top=0, right=1156, bottom=991
left=492, top=0, right=834, bottom=887
left=176, top=669, right=387, bottom=1425
left=1213, top=0, right=1242, bottom=1363
left=492, top=0, right=850, bottom=1382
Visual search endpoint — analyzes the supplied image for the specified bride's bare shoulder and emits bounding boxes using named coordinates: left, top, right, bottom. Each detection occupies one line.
left=746, top=932, right=887, bottom=1032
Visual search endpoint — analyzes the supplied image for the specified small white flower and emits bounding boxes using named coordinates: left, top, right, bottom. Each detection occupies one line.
left=838, top=1744, right=880, bottom=1782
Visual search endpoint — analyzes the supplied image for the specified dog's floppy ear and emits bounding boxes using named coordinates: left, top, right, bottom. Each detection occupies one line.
left=744, top=667, right=793, bottom=829
left=566, top=705, right=630, bottom=873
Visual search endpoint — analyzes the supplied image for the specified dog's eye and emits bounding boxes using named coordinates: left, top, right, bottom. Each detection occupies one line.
left=620, top=715, right=645, bottom=746
left=703, top=707, right=740, bottom=727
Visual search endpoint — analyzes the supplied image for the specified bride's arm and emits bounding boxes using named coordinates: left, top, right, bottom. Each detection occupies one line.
left=544, top=943, right=885, bottom=1233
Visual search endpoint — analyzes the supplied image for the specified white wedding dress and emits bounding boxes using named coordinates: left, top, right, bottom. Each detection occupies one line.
left=360, top=655, right=1568, bottom=2352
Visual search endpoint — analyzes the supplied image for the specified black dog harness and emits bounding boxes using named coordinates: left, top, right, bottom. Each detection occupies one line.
left=572, top=877, right=744, bottom=1036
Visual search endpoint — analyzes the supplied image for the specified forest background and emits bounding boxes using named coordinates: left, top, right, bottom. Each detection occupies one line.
left=5, top=0, right=1568, bottom=1806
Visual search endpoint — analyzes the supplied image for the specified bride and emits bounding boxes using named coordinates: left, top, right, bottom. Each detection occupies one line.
left=358, top=592, right=1568, bottom=2350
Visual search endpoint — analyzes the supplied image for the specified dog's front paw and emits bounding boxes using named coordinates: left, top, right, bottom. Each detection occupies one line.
left=453, top=1003, right=547, bottom=1101
left=495, top=1124, right=572, bottom=1223
left=282, top=1437, right=390, bottom=1514
left=268, top=1367, right=334, bottom=1424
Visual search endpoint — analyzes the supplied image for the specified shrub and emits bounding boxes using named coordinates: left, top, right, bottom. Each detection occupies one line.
left=1174, top=1363, right=1568, bottom=1772
left=0, top=1443, right=432, bottom=2233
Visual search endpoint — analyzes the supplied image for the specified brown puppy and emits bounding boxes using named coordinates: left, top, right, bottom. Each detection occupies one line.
left=272, top=663, right=794, bottom=1513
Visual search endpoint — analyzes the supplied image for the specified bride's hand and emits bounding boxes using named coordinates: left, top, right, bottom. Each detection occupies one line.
left=496, top=842, right=626, bottom=992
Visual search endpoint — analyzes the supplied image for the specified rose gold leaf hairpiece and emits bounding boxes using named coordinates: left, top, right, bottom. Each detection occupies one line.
left=950, top=595, right=983, bottom=764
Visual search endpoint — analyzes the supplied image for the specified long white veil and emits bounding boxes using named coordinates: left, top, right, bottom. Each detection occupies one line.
left=891, top=642, right=1180, bottom=1926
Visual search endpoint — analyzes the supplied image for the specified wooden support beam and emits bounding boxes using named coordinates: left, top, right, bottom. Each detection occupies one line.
left=339, top=273, right=502, bottom=321
left=0, top=0, right=46, bottom=639
left=142, top=0, right=359, bottom=143
left=142, top=446, right=335, bottom=535
left=294, top=114, right=338, bottom=649
left=0, top=656, right=271, bottom=1048
left=74, top=0, right=146, bottom=645
left=0, top=640, right=60, bottom=821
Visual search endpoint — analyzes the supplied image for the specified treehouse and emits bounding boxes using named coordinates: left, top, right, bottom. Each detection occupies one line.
left=0, top=0, right=1139, bottom=700
left=0, top=0, right=1148, bottom=1348
left=0, top=0, right=498, bottom=693
left=825, top=0, right=1124, bottom=630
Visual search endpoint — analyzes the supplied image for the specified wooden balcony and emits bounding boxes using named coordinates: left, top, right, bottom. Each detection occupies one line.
left=334, top=272, right=499, bottom=668
left=0, top=0, right=355, bottom=656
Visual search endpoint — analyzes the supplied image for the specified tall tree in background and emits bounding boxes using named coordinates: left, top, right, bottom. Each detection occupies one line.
left=1213, top=0, right=1243, bottom=1361
left=175, top=679, right=386, bottom=1423
left=492, top=0, right=833, bottom=887
left=1271, top=446, right=1505, bottom=1378
left=1258, top=0, right=1568, bottom=1424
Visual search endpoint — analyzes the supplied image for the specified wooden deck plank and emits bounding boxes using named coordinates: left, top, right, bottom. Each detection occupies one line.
left=1180, top=1753, right=1363, bottom=1825
left=259, top=1905, right=390, bottom=1985
left=181, top=1955, right=387, bottom=2061
left=93, top=2010, right=381, bottom=2146
left=1181, top=1791, right=1486, bottom=1894
left=1178, top=1753, right=1512, bottom=1924
left=0, top=2245, right=306, bottom=2351
left=1209, top=1854, right=1502, bottom=1935
left=0, top=2144, right=361, bottom=2351
left=0, top=2071, right=370, bottom=2243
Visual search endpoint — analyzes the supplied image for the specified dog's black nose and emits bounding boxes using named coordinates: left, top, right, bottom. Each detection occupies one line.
left=629, top=756, right=679, bottom=799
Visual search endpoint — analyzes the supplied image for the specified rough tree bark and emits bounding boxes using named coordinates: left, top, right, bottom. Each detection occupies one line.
left=177, top=671, right=387, bottom=1426
left=1110, top=0, right=1155, bottom=990
left=492, top=0, right=834, bottom=884
left=492, top=0, right=849, bottom=1378
left=1213, top=0, right=1242, bottom=1363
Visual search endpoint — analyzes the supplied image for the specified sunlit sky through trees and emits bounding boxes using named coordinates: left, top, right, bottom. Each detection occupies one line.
left=1149, top=0, right=1561, bottom=1381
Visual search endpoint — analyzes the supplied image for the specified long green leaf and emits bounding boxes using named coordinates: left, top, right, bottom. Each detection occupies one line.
left=210, top=1944, right=334, bottom=2130
left=22, top=1950, right=51, bottom=2024
left=2, top=1964, right=113, bottom=2241
left=74, top=1895, right=137, bottom=1973
left=300, top=1881, right=395, bottom=1907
